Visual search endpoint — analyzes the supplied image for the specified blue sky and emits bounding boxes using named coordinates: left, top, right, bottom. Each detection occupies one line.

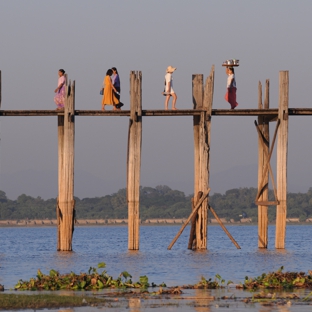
left=0, top=0, right=311, bottom=199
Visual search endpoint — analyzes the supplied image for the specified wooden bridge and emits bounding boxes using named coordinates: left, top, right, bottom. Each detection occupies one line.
left=0, top=67, right=308, bottom=251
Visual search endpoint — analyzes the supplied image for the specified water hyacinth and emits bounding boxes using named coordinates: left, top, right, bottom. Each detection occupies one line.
left=238, top=267, right=312, bottom=290
left=14, top=262, right=163, bottom=291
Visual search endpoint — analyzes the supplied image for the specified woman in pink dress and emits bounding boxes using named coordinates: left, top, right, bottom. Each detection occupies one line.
left=224, top=67, right=238, bottom=109
left=54, top=69, right=66, bottom=110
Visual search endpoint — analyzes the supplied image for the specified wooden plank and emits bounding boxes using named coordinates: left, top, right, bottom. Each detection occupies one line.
left=0, top=108, right=311, bottom=117
left=256, top=201, right=279, bottom=206
left=167, top=188, right=210, bottom=250
left=127, top=71, right=142, bottom=250
left=276, top=71, right=289, bottom=249
left=57, top=80, right=75, bottom=251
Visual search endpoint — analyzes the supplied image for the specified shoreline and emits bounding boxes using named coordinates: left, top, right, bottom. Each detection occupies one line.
left=0, top=218, right=311, bottom=227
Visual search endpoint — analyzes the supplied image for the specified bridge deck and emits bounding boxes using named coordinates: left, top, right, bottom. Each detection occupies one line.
left=0, top=108, right=311, bottom=117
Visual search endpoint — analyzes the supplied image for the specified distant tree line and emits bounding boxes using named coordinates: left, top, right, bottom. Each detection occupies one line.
left=0, top=186, right=312, bottom=222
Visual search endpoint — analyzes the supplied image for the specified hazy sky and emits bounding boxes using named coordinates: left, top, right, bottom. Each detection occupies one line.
left=1, top=1, right=312, bottom=199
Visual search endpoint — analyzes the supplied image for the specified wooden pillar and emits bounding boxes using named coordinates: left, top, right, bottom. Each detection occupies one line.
left=57, top=115, right=64, bottom=250
left=276, top=71, right=289, bottom=249
left=57, top=80, right=75, bottom=251
left=192, top=66, right=214, bottom=249
left=257, top=80, right=270, bottom=248
left=127, top=71, right=142, bottom=250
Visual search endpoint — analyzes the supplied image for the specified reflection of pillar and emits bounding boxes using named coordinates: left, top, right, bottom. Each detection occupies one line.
left=194, top=288, right=213, bottom=312
left=128, top=298, right=141, bottom=312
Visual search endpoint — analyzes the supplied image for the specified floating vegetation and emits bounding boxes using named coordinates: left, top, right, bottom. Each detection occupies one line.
left=238, top=267, right=312, bottom=290
left=14, top=265, right=312, bottom=293
left=181, top=274, right=233, bottom=289
left=14, top=262, right=165, bottom=291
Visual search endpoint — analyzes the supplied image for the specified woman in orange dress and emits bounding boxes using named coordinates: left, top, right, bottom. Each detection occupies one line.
left=102, top=69, right=119, bottom=111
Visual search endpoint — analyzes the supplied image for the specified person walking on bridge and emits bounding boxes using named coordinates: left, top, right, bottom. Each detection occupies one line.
left=225, top=67, right=238, bottom=109
left=54, top=69, right=66, bottom=110
left=163, top=66, right=177, bottom=110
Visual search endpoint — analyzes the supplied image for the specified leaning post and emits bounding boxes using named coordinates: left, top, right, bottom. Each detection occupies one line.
left=276, top=71, right=289, bottom=249
left=127, top=71, right=142, bottom=250
left=57, top=80, right=75, bottom=251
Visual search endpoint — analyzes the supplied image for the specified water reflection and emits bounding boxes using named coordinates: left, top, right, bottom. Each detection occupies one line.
left=1, top=225, right=312, bottom=289
left=128, top=298, right=141, bottom=311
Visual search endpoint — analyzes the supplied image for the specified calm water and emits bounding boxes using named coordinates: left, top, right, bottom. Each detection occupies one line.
left=0, top=224, right=311, bottom=289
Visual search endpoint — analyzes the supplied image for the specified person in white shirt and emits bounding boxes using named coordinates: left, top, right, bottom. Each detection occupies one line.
left=225, top=67, right=238, bottom=109
left=163, top=66, right=177, bottom=110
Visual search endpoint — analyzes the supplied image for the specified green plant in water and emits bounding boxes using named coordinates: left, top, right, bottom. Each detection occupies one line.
left=14, top=263, right=158, bottom=291
left=241, top=267, right=312, bottom=290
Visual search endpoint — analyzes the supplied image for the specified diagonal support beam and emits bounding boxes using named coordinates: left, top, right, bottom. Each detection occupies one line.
left=255, top=119, right=280, bottom=203
left=167, top=188, right=210, bottom=250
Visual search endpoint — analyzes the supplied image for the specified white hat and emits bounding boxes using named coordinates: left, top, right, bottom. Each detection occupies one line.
left=166, top=65, right=177, bottom=73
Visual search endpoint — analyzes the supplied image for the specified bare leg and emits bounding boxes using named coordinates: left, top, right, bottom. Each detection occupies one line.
left=102, top=104, right=106, bottom=111
left=172, top=93, right=177, bottom=110
left=164, top=95, right=171, bottom=110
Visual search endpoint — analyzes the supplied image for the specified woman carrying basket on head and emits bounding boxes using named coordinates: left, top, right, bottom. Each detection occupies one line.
left=225, top=67, right=238, bottom=109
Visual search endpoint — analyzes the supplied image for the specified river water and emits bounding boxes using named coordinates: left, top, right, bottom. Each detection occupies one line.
left=0, top=224, right=311, bottom=289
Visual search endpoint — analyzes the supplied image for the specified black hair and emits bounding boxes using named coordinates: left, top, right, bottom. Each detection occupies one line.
left=112, top=67, right=118, bottom=75
left=228, top=67, right=234, bottom=73
left=59, top=69, right=65, bottom=74
left=106, top=69, right=113, bottom=76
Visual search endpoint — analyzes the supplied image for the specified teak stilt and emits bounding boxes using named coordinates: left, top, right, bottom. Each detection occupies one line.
left=167, top=188, right=210, bottom=250
left=257, top=80, right=270, bottom=248
left=57, top=80, right=75, bottom=251
left=192, top=66, right=214, bottom=249
left=127, top=71, right=142, bottom=250
left=276, top=71, right=289, bottom=249
left=188, top=191, right=203, bottom=249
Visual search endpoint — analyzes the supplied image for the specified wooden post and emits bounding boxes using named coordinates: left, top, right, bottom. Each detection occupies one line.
left=257, top=80, right=270, bottom=248
left=127, top=71, right=142, bottom=250
left=188, top=191, right=202, bottom=249
left=168, top=188, right=210, bottom=250
left=57, top=114, right=64, bottom=250
left=192, top=66, right=214, bottom=250
left=57, top=80, right=75, bottom=251
left=276, top=71, right=289, bottom=249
